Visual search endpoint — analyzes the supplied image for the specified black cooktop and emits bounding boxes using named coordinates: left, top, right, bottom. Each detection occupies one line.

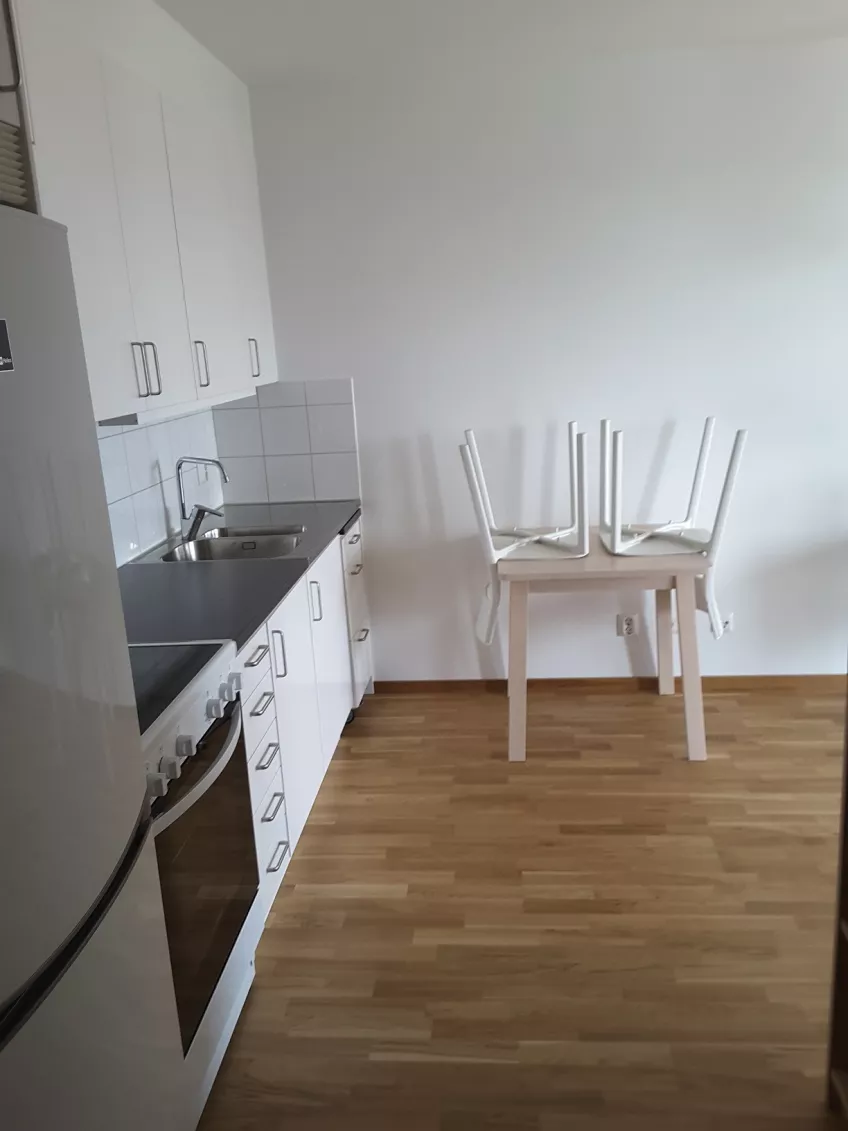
left=129, top=642, right=221, bottom=735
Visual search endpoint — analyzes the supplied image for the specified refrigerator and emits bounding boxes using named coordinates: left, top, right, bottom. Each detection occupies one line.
left=0, top=206, right=186, bottom=1127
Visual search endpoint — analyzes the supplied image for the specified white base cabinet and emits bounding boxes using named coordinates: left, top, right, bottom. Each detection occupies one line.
left=308, top=539, right=355, bottom=773
left=341, top=518, right=374, bottom=706
left=266, top=575, right=323, bottom=852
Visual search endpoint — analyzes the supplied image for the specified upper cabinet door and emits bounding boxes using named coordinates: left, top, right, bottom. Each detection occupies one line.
left=100, top=57, right=197, bottom=413
left=13, top=4, right=148, bottom=421
left=225, top=98, right=280, bottom=389
left=162, top=93, right=248, bottom=401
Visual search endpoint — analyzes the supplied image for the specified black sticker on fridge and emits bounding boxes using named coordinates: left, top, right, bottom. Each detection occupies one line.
left=0, top=321, right=13, bottom=373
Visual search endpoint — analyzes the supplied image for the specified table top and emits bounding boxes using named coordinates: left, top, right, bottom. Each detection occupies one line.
left=496, top=528, right=710, bottom=581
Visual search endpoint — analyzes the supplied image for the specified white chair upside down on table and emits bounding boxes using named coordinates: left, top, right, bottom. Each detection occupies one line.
left=599, top=418, right=747, bottom=639
left=460, top=423, right=589, bottom=644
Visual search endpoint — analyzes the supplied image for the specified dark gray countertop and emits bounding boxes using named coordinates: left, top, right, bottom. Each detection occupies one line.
left=119, top=499, right=360, bottom=651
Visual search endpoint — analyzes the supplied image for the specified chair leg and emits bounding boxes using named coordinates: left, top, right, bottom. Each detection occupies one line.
left=507, top=581, right=529, bottom=762
left=676, top=575, right=707, bottom=762
left=655, top=588, right=674, bottom=695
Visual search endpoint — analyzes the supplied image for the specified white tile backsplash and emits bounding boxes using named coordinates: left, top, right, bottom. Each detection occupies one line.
left=257, top=380, right=306, bottom=407
left=261, top=407, right=310, bottom=455
left=213, top=379, right=360, bottom=503
left=133, top=483, right=169, bottom=552
left=222, top=456, right=269, bottom=504
left=265, top=454, right=315, bottom=502
left=214, top=408, right=263, bottom=456
left=99, top=407, right=221, bottom=566
left=312, top=453, right=360, bottom=500
left=307, top=403, right=357, bottom=453
left=108, top=496, right=139, bottom=564
left=123, top=426, right=156, bottom=495
left=98, top=435, right=131, bottom=504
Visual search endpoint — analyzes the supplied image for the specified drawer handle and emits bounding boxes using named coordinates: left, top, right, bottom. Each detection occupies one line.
left=244, top=643, right=269, bottom=668
left=271, top=629, right=288, bottom=679
left=250, top=690, right=275, bottom=717
left=267, top=841, right=289, bottom=873
left=262, top=791, right=285, bottom=823
left=356, top=627, right=370, bottom=642
left=350, top=563, right=363, bottom=576
left=256, top=742, right=279, bottom=772
left=310, top=580, right=323, bottom=622
left=348, top=533, right=361, bottom=545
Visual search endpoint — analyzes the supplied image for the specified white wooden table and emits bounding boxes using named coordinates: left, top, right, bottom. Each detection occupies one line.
left=497, top=530, right=708, bottom=763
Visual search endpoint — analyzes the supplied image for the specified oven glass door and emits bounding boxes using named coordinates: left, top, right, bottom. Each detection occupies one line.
left=151, top=701, right=258, bottom=1054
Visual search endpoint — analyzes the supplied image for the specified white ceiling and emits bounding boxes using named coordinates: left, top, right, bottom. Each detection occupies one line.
left=157, top=0, right=848, bottom=86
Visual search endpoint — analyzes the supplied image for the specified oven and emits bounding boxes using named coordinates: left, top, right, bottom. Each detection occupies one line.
left=150, top=699, right=258, bottom=1055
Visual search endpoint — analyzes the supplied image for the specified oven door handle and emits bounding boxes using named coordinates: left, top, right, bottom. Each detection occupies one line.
left=151, top=703, right=243, bottom=837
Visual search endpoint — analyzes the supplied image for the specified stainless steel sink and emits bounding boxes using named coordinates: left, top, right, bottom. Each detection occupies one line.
left=161, top=526, right=304, bottom=563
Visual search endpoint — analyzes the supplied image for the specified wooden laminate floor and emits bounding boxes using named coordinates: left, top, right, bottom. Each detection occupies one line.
left=200, top=684, right=846, bottom=1130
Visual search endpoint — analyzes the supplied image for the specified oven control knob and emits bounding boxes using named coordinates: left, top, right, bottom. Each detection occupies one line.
left=146, top=771, right=169, bottom=799
left=206, top=698, right=225, bottom=719
left=219, top=681, right=236, bottom=704
left=175, top=734, right=195, bottom=758
left=228, top=672, right=242, bottom=696
left=159, top=754, right=182, bottom=780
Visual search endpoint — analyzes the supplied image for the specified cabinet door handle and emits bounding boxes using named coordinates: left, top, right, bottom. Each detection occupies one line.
left=250, top=690, right=274, bottom=717
left=143, top=342, right=163, bottom=395
left=271, top=629, right=288, bottom=678
left=131, top=342, right=151, bottom=397
left=350, top=563, right=363, bottom=576
left=244, top=643, right=269, bottom=668
left=194, top=340, right=211, bottom=387
left=248, top=337, right=261, bottom=379
left=267, top=841, right=289, bottom=873
left=262, top=791, right=285, bottom=823
left=310, top=580, right=323, bottom=622
left=256, top=742, right=279, bottom=772
left=348, top=533, right=361, bottom=545
left=356, top=627, right=370, bottom=642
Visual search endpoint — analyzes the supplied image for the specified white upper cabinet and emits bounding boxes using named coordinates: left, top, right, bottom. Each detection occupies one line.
left=14, top=0, right=281, bottom=423
left=13, top=5, right=147, bottom=421
left=162, top=93, right=246, bottom=402
left=100, top=57, right=197, bottom=411
left=225, top=97, right=279, bottom=389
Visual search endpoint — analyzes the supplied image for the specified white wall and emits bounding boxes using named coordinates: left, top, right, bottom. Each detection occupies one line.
left=252, top=11, right=848, bottom=678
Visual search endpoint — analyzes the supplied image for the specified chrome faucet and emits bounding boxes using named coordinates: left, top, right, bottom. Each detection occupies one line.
left=175, top=456, right=230, bottom=542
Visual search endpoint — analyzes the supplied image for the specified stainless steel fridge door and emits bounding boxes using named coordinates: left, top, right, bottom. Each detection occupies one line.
left=0, top=838, right=186, bottom=1131
left=0, top=207, right=149, bottom=1002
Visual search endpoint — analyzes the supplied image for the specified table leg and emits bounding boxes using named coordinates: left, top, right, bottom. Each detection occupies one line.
left=507, top=581, right=528, bottom=762
left=655, top=588, right=674, bottom=695
left=675, top=575, right=707, bottom=762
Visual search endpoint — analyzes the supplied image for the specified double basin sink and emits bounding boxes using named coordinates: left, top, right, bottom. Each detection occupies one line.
left=160, top=525, right=305, bottom=563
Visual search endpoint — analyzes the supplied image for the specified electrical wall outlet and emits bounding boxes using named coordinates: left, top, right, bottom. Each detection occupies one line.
left=616, top=613, right=640, bottom=637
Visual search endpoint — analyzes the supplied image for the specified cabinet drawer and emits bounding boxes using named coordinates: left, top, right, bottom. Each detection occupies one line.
left=344, top=566, right=370, bottom=642
left=351, top=620, right=373, bottom=707
left=256, top=769, right=290, bottom=914
left=341, top=520, right=363, bottom=572
left=248, top=720, right=281, bottom=813
left=243, top=669, right=277, bottom=755
left=237, top=622, right=271, bottom=701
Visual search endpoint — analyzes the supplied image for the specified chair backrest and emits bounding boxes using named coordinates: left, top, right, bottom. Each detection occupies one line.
left=463, top=430, right=495, bottom=531
left=460, top=442, right=498, bottom=566
left=684, top=417, right=716, bottom=528
left=704, top=429, right=747, bottom=563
